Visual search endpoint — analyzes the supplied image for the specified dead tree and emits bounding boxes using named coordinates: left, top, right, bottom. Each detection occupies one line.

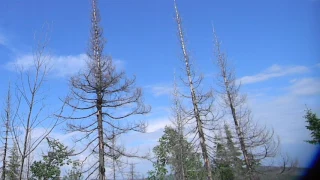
left=169, top=77, right=187, bottom=180
left=1, top=84, right=13, bottom=180
left=173, top=1, right=215, bottom=179
left=59, top=0, right=150, bottom=179
left=104, top=121, right=151, bottom=179
left=127, top=162, right=139, bottom=180
left=10, top=26, right=64, bottom=180
left=104, top=122, right=128, bottom=180
left=277, top=153, right=298, bottom=175
left=108, top=126, right=120, bottom=180
left=212, top=29, right=279, bottom=179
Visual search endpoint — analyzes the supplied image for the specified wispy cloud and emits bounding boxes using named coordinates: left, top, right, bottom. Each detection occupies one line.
left=0, top=32, right=6, bottom=46
left=51, top=54, right=88, bottom=77
left=289, top=78, right=320, bottom=96
left=6, top=53, right=124, bottom=77
left=147, top=117, right=172, bottom=133
left=239, top=64, right=309, bottom=85
left=6, top=53, right=88, bottom=77
left=247, top=88, right=320, bottom=166
left=146, top=84, right=173, bottom=97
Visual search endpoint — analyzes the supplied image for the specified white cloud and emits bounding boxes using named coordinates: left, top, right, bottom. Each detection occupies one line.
left=239, top=64, right=309, bottom=85
left=247, top=76, right=320, bottom=144
left=6, top=53, right=124, bottom=77
left=51, top=54, right=88, bottom=77
left=147, top=117, right=172, bottom=133
left=5, top=53, right=87, bottom=76
left=146, top=84, right=173, bottom=97
left=289, top=78, right=320, bottom=96
left=246, top=78, right=320, bottom=166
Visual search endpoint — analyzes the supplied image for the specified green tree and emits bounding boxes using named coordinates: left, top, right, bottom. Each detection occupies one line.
left=304, top=109, right=320, bottom=144
left=213, top=125, right=245, bottom=180
left=148, top=126, right=205, bottom=180
left=213, top=129, right=233, bottom=180
left=215, top=142, right=234, bottom=180
left=224, top=124, right=244, bottom=176
left=30, top=138, right=73, bottom=180
left=7, top=144, right=20, bottom=180
left=148, top=132, right=169, bottom=180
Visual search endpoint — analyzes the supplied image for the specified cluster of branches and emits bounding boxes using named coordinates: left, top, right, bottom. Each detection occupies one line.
left=0, top=25, right=69, bottom=180
left=147, top=1, right=298, bottom=180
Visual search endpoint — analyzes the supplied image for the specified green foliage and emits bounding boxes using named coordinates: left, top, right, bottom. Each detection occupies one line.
left=7, top=143, right=20, bottom=180
left=62, top=161, right=83, bottom=180
left=213, top=125, right=245, bottom=180
left=225, top=125, right=242, bottom=161
left=147, top=130, right=169, bottom=180
left=214, top=135, right=235, bottom=180
left=30, top=138, right=74, bottom=180
left=304, top=109, right=320, bottom=144
left=148, top=126, right=205, bottom=180
left=224, top=124, right=245, bottom=176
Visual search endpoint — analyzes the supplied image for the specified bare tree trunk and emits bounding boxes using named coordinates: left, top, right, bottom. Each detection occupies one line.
left=111, top=129, right=116, bottom=180
left=112, top=141, right=116, bottom=180
left=229, top=95, right=253, bottom=179
left=178, top=130, right=186, bottom=180
left=128, top=162, right=137, bottom=180
left=1, top=85, right=12, bottom=180
left=26, top=131, right=32, bottom=180
left=172, top=78, right=186, bottom=180
left=19, top=97, right=33, bottom=180
left=173, top=1, right=213, bottom=179
left=92, top=0, right=105, bottom=179
left=130, top=163, right=134, bottom=180
left=98, top=106, right=105, bottom=180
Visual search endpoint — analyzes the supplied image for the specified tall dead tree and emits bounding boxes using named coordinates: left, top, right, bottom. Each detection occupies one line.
left=170, top=77, right=187, bottom=180
left=173, top=1, right=214, bottom=179
left=213, top=29, right=279, bottom=179
left=1, top=84, right=13, bottom=180
left=108, top=127, right=119, bottom=180
left=60, top=0, right=150, bottom=179
left=104, top=122, right=128, bottom=180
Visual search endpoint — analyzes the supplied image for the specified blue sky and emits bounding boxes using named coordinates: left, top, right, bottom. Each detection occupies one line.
left=0, top=0, right=319, bottom=176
